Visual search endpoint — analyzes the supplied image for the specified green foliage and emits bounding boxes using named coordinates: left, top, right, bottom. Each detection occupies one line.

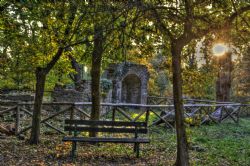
left=100, top=79, right=112, bottom=93
left=182, top=69, right=216, bottom=99
left=0, top=78, right=16, bottom=89
left=148, top=51, right=173, bottom=96
left=131, top=112, right=157, bottom=124
left=233, top=47, right=250, bottom=97
left=185, top=115, right=202, bottom=126
left=155, top=71, right=169, bottom=95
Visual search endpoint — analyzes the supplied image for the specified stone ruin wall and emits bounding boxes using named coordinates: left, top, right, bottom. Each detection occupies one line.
left=51, top=80, right=113, bottom=103
left=105, top=62, right=149, bottom=105
left=52, top=62, right=149, bottom=105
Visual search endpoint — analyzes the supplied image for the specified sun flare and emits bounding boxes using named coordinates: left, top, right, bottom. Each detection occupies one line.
left=212, top=43, right=228, bottom=56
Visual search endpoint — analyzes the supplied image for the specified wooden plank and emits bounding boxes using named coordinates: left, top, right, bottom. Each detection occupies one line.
left=220, top=107, right=240, bottom=123
left=19, top=107, right=65, bottom=134
left=62, top=137, right=150, bottom=143
left=41, top=106, right=72, bottom=123
left=73, top=107, right=91, bottom=118
left=0, top=106, right=17, bottom=115
left=150, top=109, right=175, bottom=129
left=64, top=126, right=148, bottom=134
left=65, top=119, right=147, bottom=127
left=18, top=107, right=68, bottom=135
left=116, top=107, right=133, bottom=121
left=16, top=101, right=243, bottom=109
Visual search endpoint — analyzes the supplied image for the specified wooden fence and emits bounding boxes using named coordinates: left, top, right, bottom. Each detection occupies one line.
left=147, top=96, right=237, bottom=105
left=0, top=102, right=249, bottom=136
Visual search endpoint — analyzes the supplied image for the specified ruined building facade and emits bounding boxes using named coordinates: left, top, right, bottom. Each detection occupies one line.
left=52, top=62, right=149, bottom=104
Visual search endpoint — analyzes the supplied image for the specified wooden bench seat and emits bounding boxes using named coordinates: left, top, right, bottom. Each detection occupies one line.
left=62, top=119, right=150, bottom=158
left=63, top=137, right=150, bottom=143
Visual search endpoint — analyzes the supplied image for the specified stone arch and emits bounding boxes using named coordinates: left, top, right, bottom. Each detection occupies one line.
left=121, top=74, right=141, bottom=104
left=103, top=62, right=149, bottom=104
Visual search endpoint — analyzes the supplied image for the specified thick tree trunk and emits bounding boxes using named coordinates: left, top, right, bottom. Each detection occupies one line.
left=29, top=68, right=46, bottom=144
left=216, top=52, right=232, bottom=102
left=29, top=2, right=77, bottom=144
left=89, top=25, right=103, bottom=137
left=171, top=43, right=189, bottom=166
left=29, top=48, right=64, bottom=144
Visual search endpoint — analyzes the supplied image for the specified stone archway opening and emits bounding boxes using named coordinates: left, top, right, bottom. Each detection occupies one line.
left=121, top=74, right=141, bottom=104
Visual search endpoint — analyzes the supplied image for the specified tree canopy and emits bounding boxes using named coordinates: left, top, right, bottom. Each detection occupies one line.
left=0, top=0, right=249, bottom=165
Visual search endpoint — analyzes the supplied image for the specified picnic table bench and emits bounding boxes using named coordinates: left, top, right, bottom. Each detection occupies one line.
left=62, top=119, right=150, bottom=158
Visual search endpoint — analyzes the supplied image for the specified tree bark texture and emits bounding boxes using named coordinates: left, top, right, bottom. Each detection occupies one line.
left=29, top=47, right=64, bottom=144
left=89, top=25, right=104, bottom=137
left=29, top=68, right=46, bottom=144
left=171, top=42, right=189, bottom=166
left=216, top=52, right=232, bottom=102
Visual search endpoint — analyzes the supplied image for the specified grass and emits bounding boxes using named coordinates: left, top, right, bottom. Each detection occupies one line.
left=0, top=118, right=250, bottom=165
left=190, top=118, right=250, bottom=166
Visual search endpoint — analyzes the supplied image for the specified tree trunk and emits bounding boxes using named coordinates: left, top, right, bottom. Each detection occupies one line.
left=68, top=55, right=82, bottom=91
left=29, top=2, right=77, bottom=144
left=29, top=48, right=64, bottom=144
left=216, top=52, right=232, bottom=102
left=89, top=25, right=103, bottom=137
left=171, top=42, right=189, bottom=166
left=29, top=68, right=46, bottom=144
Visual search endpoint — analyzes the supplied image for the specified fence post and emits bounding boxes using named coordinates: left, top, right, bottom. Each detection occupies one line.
left=145, top=108, right=150, bottom=125
left=236, top=106, right=241, bottom=123
left=219, top=106, right=223, bottom=123
left=69, top=104, right=75, bottom=135
left=15, top=103, right=20, bottom=135
left=112, top=107, right=116, bottom=121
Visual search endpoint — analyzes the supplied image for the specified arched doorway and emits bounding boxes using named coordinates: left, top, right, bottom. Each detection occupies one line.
left=121, top=74, right=141, bottom=104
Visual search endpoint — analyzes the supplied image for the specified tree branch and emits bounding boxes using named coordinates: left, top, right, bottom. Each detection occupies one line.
left=44, top=2, right=78, bottom=74
left=150, top=7, right=174, bottom=40
left=228, top=5, right=250, bottom=25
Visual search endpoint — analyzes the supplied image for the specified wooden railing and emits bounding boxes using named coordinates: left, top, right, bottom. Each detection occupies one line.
left=0, top=102, right=249, bottom=136
left=147, top=96, right=237, bottom=105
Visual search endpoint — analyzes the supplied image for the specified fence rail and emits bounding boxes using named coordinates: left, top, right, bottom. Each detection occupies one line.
left=147, top=96, right=240, bottom=105
left=0, top=102, right=249, bottom=136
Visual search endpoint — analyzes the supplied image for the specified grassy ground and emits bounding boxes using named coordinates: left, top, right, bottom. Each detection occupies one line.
left=0, top=118, right=250, bottom=166
left=190, top=118, right=250, bottom=166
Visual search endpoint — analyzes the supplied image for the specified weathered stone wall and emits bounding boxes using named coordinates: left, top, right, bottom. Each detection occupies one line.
left=51, top=80, right=112, bottom=103
left=52, top=89, right=84, bottom=103
left=51, top=62, right=149, bottom=105
left=103, top=62, right=149, bottom=104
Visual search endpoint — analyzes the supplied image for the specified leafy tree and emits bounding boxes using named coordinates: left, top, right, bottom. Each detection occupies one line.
left=136, top=0, right=250, bottom=165
left=1, top=0, right=91, bottom=144
left=234, top=47, right=250, bottom=97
